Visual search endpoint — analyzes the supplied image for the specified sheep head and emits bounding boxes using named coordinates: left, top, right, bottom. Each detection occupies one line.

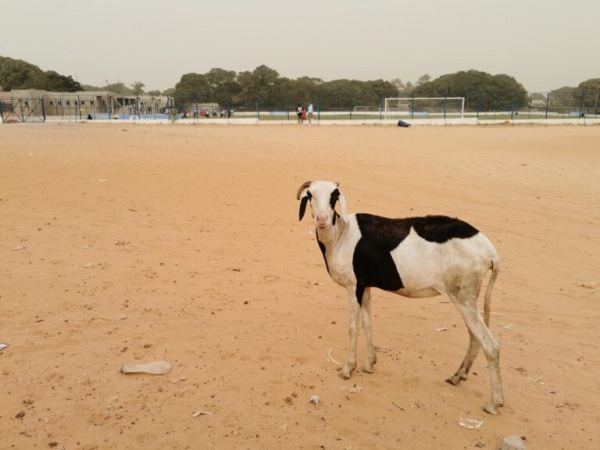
left=297, top=180, right=348, bottom=229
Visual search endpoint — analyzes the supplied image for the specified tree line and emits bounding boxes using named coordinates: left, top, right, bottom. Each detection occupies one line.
left=1, top=55, right=598, bottom=111
left=0, top=56, right=81, bottom=92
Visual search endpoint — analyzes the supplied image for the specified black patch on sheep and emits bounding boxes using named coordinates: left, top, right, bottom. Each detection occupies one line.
left=298, top=191, right=312, bottom=221
left=352, top=214, right=479, bottom=304
left=330, top=188, right=341, bottom=225
left=409, top=215, right=479, bottom=243
left=317, top=238, right=329, bottom=274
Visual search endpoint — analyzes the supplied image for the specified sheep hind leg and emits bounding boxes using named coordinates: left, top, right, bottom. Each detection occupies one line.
left=450, top=292, right=504, bottom=414
left=446, top=329, right=480, bottom=386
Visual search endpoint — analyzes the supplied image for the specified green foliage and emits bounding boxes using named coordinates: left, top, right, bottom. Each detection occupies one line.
left=173, top=73, right=209, bottom=107
left=131, top=81, right=145, bottom=96
left=173, top=66, right=400, bottom=110
left=0, top=56, right=81, bottom=92
left=572, top=78, right=600, bottom=108
left=3, top=55, right=598, bottom=113
left=413, top=70, right=528, bottom=110
left=104, top=82, right=131, bottom=95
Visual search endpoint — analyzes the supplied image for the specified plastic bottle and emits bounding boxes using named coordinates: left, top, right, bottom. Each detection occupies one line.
left=120, top=360, right=172, bottom=375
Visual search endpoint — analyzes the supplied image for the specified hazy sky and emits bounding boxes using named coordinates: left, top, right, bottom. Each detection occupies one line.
left=2, top=0, right=598, bottom=93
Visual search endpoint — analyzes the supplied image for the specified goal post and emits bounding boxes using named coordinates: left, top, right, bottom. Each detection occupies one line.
left=384, top=97, right=465, bottom=119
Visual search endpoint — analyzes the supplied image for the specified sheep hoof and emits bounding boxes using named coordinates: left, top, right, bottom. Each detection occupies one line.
left=339, top=371, right=352, bottom=380
left=484, top=402, right=500, bottom=415
left=339, top=364, right=355, bottom=380
left=363, top=364, right=375, bottom=374
left=445, top=374, right=466, bottom=386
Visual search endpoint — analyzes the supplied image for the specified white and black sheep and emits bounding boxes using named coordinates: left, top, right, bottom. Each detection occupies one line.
left=297, top=180, right=504, bottom=414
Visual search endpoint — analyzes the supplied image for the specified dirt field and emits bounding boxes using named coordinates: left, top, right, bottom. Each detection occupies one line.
left=1, top=123, right=599, bottom=449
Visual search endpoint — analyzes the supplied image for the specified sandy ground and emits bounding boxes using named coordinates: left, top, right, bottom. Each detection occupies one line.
left=1, top=122, right=599, bottom=450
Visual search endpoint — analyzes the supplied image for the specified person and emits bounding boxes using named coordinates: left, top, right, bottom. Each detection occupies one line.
left=296, top=104, right=302, bottom=124
left=307, top=102, right=314, bottom=124
left=301, top=106, right=307, bottom=123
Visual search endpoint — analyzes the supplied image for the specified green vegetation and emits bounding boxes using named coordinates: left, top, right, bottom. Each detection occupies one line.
left=0, top=56, right=81, bottom=92
left=1, top=55, right=598, bottom=114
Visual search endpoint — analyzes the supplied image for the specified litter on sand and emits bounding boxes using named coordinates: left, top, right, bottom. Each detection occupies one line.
left=192, top=410, right=212, bottom=417
left=374, top=345, right=390, bottom=353
left=340, top=384, right=363, bottom=394
left=327, top=348, right=341, bottom=365
left=120, top=360, right=172, bottom=375
left=459, top=418, right=484, bottom=429
left=0, top=343, right=8, bottom=352
left=309, top=395, right=320, bottom=408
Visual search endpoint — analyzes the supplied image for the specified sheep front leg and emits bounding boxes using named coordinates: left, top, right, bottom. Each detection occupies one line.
left=341, top=287, right=360, bottom=379
left=360, top=287, right=377, bottom=373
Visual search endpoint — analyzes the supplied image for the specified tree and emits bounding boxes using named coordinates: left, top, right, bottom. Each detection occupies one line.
left=131, top=81, right=145, bottom=96
left=318, top=79, right=376, bottom=108
left=0, top=56, right=44, bottom=91
left=251, top=65, right=280, bottom=107
left=173, top=73, right=209, bottom=108
left=204, top=68, right=240, bottom=106
left=390, top=78, right=406, bottom=92
left=548, top=86, right=576, bottom=108
left=413, top=70, right=528, bottom=111
left=32, top=70, right=81, bottom=92
left=104, top=82, right=131, bottom=95
left=572, top=78, right=600, bottom=111
left=283, top=76, right=323, bottom=109
left=368, top=79, right=400, bottom=103
left=0, top=56, right=81, bottom=92
left=416, top=74, right=431, bottom=86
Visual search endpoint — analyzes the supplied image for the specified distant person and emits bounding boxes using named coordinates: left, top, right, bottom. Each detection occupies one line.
left=307, top=102, right=314, bottom=124
left=296, top=104, right=303, bottom=124
left=301, top=106, right=307, bottom=123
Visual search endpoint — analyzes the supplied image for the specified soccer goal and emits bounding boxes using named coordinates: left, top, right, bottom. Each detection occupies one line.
left=384, top=97, right=465, bottom=119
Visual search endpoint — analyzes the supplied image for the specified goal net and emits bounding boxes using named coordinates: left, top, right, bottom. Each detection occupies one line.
left=384, top=97, right=465, bottom=119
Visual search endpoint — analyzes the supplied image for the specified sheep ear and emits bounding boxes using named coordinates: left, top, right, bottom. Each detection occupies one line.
left=338, top=191, right=349, bottom=223
left=299, top=195, right=309, bottom=221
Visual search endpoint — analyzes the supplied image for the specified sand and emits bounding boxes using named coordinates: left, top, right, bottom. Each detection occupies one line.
left=1, top=122, right=599, bottom=449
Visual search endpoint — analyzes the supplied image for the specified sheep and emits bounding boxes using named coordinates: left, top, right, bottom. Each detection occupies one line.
left=297, top=180, right=504, bottom=415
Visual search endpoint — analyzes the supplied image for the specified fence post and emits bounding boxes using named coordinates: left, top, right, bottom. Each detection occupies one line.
left=41, top=98, right=46, bottom=122
left=510, top=95, right=515, bottom=120
left=545, top=92, right=550, bottom=119
left=255, top=94, right=260, bottom=121
left=316, top=98, right=320, bottom=122
left=443, top=96, right=447, bottom=119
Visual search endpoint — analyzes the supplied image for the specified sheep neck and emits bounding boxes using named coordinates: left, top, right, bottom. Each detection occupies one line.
left=315, top=217, right=347, bottom=247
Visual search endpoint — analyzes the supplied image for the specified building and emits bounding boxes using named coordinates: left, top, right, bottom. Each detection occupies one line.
left=1, top=89, right=174, bottom=121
